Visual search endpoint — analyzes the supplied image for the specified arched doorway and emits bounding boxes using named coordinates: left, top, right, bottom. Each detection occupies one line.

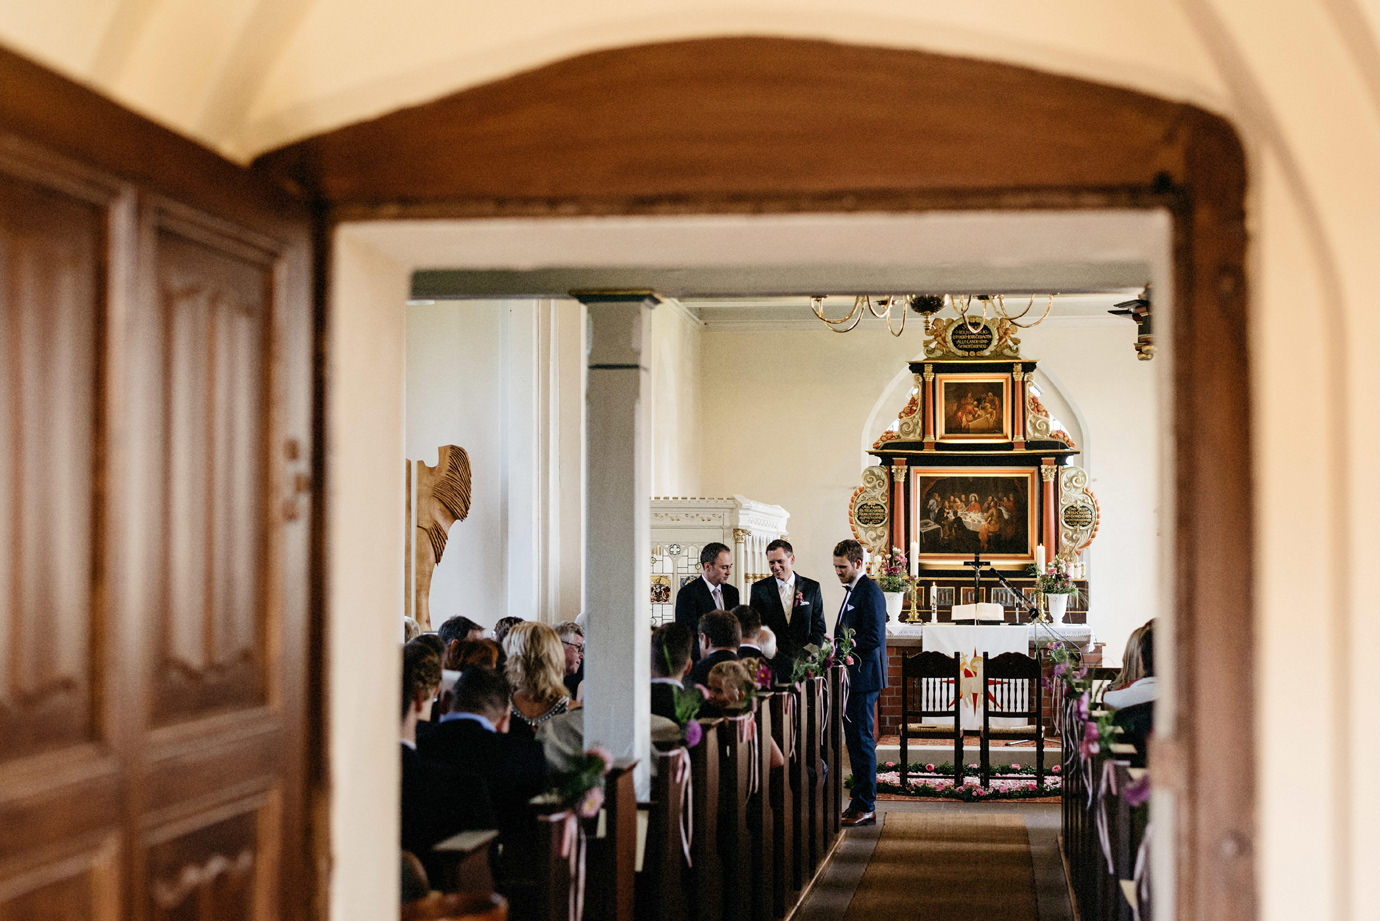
left=257, top=37, right=1254, bottom=921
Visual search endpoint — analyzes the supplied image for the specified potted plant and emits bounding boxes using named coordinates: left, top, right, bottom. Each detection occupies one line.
left=1029, top=561, right=1081, bottom=623
left=873, top=547, right=911, bottom=621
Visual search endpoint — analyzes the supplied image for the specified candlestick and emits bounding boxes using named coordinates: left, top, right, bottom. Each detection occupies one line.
left=1035, top=544, right=1046, bottom=571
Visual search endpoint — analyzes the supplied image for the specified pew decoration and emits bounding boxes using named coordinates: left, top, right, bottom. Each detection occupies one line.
left=668, top=685, right=708, bottom=748
left=1052, top=644, right=1154, bottom=921
left=789, top=628, right=856, bottom=684
left=549, top=747, right=614, bottom=819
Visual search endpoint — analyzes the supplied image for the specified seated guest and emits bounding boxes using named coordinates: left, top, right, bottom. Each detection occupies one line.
left=413, top=633, right=446, bottom=659
left=706, top=660, right=785, bottom=769
left=505, top=622, right=584, bottom=769
left=1105, top=620, right=1156, bottom=764
left=758, top=625, right=778, bottom=661
left=400, top=642, right=495, bottom=873
left=493, top=616, right=525, bottom=660
left=437, top=615, right=486, bottom=646
left=687, top=609, right=742, bottom=688
left=650, top=623, right=694, bottom=722
left=555, top=621, right=585, bottom=699
left=1104, top=619, right=1157, bottom=709
left=402, top=617, right=423, bottom=642
left=421, top=666, right=548, bottom=873
left=733, top=604, right=766, bottom=659
left=444, top=638, right=501, bottom=672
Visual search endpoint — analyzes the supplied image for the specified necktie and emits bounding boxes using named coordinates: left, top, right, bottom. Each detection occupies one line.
left=780, top=581, right=793, bottom=624
left=712, top=585, right=722, bottom=610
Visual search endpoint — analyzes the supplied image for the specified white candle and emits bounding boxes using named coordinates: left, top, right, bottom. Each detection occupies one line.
left=1035, top=544, right=1046, bottom=571
left=909, top=541, right=919, bottom=577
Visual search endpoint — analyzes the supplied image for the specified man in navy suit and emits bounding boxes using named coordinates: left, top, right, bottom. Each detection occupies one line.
left=832, top=538, right=888, bottom=827
left=749, top=538, right=826, bottom=677
left=673, top=541, right=738, bottom=661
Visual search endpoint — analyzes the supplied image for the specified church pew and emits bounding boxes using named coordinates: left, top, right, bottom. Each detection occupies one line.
left=585, top=759, right=638, bottom=921
left=523, top=806, right=583, bottom=921
left=636, top=747, right=691, bottom=921
left=430, top=829, right=499, bottom=896
left=717, top=711, right=755, bottom=921
left=804, top=676, right=827, bottom=873
left=401, top=891, right=508, bottom=921
left=826, top=667, right=845, bottom=835
left=689, top=720, right=723, bottom=921
left=747, top=696, right=775, bottom=921
left=771, top=686, right=804, bottom=909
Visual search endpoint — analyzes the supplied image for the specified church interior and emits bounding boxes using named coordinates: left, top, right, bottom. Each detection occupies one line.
left=0, top=5, right=1376, bottom=921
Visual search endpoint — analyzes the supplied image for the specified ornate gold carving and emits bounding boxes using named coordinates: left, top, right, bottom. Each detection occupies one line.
left=923, top=317, right=1022, bottom=360
left=1058, top=465, right=1101, bottom=552
left=732, top=528, right=750, bottom=543
left=1025, top=394, right=1076, bottom=447
left=1012, top=363, right=1025, bottom=383
left=849, top=466, right=890, bottom=553
left=1040, top=464, right=1058, bottom=482
left=890, top=466, right=906, bottom=483
left=922, top=364, right=935, bottom=382
left=872, top=374, right=925, bottom=446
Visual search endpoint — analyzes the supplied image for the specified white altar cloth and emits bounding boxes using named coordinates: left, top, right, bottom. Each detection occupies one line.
left=922, top=624, right=1030, bottom=730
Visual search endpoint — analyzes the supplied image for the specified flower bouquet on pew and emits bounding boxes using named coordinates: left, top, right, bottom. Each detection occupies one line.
left=547, top=746, right=614, bottom=819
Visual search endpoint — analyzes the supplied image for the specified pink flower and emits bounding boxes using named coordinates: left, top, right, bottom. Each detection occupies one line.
left=884, top=761, right=895, bottom=768
left=684, top=720, right=703, bottom=748
left=694, top=683, right=711, bottom=698
left=925, top=763, right=935, bottom=772
left=1010, top=763, right=1022, bottom=770
left=586, top=746, right=614, bottom=770
left=1079, top=721, right=1100, bottom=758
left=1051, top=764, right=1061, bottom=774
left=844, top=655, right=856, bottom=666
left=577, top=786, right=605, bottom=819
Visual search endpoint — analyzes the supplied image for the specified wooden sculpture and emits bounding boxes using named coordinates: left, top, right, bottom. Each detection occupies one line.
left=407, top=445, right=472, bottom=630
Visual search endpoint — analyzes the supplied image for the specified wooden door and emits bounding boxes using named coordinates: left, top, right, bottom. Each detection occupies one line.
left=0, top=50, right=314, bottom=921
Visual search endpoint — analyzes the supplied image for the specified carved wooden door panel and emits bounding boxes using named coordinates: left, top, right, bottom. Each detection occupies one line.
left=0, top=89, right=313, bottom=921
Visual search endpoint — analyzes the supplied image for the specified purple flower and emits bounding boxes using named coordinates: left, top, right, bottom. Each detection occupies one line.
left=1052, top=662, right=1069, bottom=680
left=684, top=720, right=703, bottom=748
left=1079, top=721, right=1100, bottom=758
left=1125, top=775, right=1151, bottom=808
left=1075, top=691, right=1090, bottom=720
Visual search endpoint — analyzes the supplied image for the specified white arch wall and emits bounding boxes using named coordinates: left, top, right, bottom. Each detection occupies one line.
left=3, top=6, right=1376, bottom=918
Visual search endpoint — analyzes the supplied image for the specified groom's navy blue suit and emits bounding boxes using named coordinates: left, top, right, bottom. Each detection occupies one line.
left=835, top=573, right=888, bottom=813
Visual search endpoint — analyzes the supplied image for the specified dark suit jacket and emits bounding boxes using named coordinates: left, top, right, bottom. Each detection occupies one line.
left=650, top=681, right=682, bottom=723
left=400, top=744, right=496, bottom=859
left=749, top=574, right=826, bottom=668
left=674, top=576, right=740, bottom=659
left=686, top=648, right=739, bottom=689
left=419, top=717, right=549, bottom=836
left=835, top=574, right=888, bottom=694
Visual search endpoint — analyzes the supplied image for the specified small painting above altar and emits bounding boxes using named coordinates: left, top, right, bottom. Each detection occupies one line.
left=912, top=468, right=1035, bottom=567
left=937, top=373, right=1011, bottom=442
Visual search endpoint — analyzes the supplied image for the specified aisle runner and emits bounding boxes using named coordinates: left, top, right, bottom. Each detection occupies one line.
left=841, top=811, right=1037, bottom=921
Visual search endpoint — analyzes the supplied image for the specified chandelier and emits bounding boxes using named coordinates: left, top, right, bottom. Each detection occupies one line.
left=809, top=294, right=1055, bottom=337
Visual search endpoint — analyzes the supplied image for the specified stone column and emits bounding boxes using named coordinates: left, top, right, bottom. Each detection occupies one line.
left=732, top=527, right=749, bottom=596
left=581, top=294, right=657, bottom=800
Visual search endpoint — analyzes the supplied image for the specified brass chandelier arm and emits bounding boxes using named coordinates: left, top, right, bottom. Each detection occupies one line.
left=1000, top=294, right=1055, bottom=328
left=811, top=295, right=866, bottom=332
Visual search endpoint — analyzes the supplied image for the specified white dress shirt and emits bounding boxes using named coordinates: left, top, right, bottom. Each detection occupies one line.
left=703, top=574, right=724, bottom=609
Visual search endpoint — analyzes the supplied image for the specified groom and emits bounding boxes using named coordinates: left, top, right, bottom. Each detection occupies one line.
left=832, top=538, right=888, bottom=828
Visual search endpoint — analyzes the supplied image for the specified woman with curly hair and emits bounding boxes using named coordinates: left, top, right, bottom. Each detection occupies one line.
left=504, top=622, right=585, bottom=768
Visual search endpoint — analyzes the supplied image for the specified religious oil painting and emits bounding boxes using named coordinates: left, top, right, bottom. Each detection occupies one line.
left=936, top=374, right=1011, bottom=442
left=912, top=468, right=1036, bottom=568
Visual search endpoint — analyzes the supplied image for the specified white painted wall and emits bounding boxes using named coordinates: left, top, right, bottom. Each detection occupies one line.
left=696, top=314, right=1160, bottom=662
left=648, top=299, right=704, bottom=496
left=405, top=299, right=586, bottom=628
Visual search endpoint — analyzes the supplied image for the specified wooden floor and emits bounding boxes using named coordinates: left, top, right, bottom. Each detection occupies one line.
left=793, top=802, right=1073, bottom=921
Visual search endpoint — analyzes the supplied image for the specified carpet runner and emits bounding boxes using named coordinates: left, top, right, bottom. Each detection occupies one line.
left=842, top=811, right=1038, bottom=921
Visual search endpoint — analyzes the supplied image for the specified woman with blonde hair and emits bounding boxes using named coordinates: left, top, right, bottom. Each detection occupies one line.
left=504, top=621, right=585, bottom=768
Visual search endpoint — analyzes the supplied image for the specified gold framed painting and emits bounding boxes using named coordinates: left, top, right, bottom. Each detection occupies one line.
left=936, top=373, right=1011, bottom=442
left=912, top=467, right=1037, bottom=568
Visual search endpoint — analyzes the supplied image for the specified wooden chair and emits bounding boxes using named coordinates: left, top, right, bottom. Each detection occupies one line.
left=899, top=651, right=963, bottom=787
left=980, top=651, right=1044, bottom=788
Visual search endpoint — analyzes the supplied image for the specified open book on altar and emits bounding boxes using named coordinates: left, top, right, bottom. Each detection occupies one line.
left=951, top=602, right=1005, bottom=623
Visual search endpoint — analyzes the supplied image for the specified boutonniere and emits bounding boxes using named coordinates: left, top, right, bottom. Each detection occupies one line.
left=794, top=591, right=805, bottom=607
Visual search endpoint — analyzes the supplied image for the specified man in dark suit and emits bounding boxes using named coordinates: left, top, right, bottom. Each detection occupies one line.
left=420, top=666, right=549, bottom=882
left=400, top=643, right=496, bottom=871
left=650, top=622, right=694, bottom=722
left=748, top=538, right=826, bottom=678
left=832, top=538, right=888, bottom=828
left=686, top=609, right=742, bottom=688
left=674, top=541, right=738, bottom=660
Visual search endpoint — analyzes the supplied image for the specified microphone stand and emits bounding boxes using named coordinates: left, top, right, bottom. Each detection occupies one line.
left=964, top=552, right=1080, bottom=656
